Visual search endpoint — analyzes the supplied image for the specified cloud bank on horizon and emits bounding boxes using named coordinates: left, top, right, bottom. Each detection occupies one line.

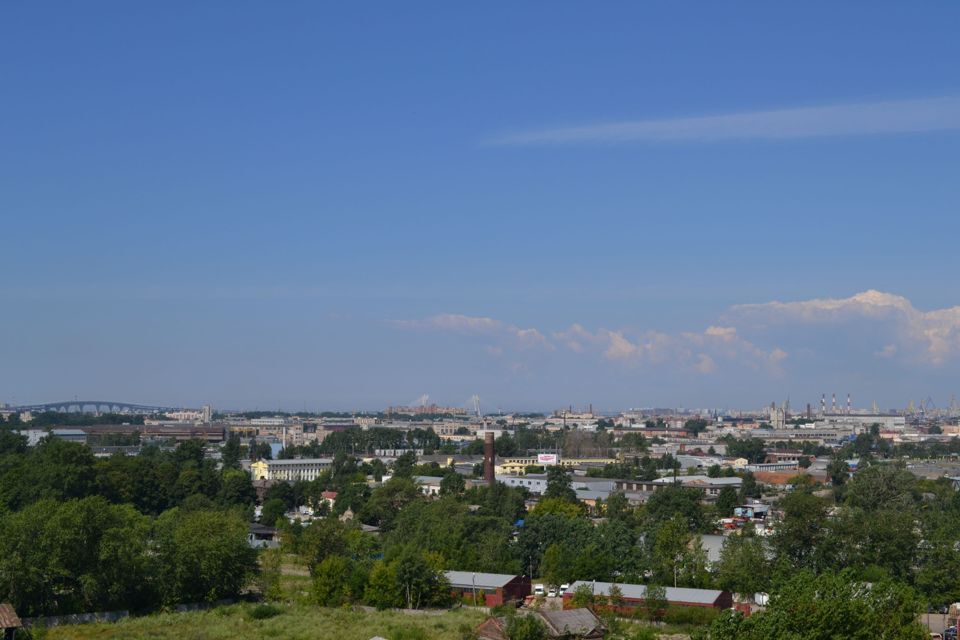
left=489, top=96, right=960, bottom=146
left=392, top=290, right=960, bottom=378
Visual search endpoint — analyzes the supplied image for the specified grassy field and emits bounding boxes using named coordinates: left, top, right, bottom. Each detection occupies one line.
left=45, top=604, right=487, bottom=640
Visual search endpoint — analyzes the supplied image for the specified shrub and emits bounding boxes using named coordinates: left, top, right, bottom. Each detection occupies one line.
left=626, top=626, right=658, bottom=640
left=247, top=603, right=284, bottom=620
left=662, top=605, right=719, bottom=626
left=388, top=628, right=428, bottom=640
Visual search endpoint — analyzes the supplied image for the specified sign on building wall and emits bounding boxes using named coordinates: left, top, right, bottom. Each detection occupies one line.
left=537, top=453, right=559, bottom=465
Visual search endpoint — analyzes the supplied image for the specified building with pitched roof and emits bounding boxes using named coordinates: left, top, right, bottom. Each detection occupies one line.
left=563, top=581, right=731, bottom=610
left=444, top=571, right=531, bottom=607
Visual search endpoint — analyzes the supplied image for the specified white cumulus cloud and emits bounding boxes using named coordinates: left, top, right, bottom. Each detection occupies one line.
left=730, top=290, right=960, bottom=365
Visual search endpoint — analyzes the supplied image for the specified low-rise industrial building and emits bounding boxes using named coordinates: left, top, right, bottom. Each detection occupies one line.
left=563, top=581, right=732, bottom=610
left=445, top=571, right=531, bottom=607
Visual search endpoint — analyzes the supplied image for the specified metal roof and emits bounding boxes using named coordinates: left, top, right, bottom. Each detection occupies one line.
left=699, top=534, right=726, bottom=564
left=539, top=608, right=603, bottom=635
left=267, top=458, right=333, bottom=465
left=652, top=475, right=742, bottom=486
left=565, top=581, right=725, bottom=605
left=445, top=571, right=519, bottom=589
left=0, top=604, right=21, bottom=629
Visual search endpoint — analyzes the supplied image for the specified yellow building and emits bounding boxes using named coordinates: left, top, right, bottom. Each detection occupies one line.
left=250, top=460, right=269, bottom=480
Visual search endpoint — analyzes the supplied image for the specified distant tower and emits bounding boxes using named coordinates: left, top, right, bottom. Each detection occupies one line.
left=483, top=432, right=496, bottom=487
left=847, top=393, right=852, bottom=415
left=821, top=394, right=826, bottom=416
left=832, top=393, right=837, bottom=413
left=806, top=403, right=812, bottom=419
left=471, top=395, right=481, bottom=418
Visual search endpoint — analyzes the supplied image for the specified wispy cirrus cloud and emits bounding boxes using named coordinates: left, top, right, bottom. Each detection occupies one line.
left=388, top=313, right=551, bottom=350
left=488, top=96, right=960, bottom=146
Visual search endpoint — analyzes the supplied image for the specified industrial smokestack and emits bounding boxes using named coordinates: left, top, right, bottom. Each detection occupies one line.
left=483, top=432, right=495, bottom=487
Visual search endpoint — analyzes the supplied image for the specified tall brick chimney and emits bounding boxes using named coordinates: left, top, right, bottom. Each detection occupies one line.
left=483, top=432, right=495, bottom=486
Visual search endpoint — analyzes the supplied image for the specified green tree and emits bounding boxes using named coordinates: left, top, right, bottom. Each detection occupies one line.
left=393, top=451, right=417, bottom=478
left=218, top=469, right=256, bottom=506
left=714, top=485, right=739, bottom=517
left=608, top=583, right=625, bottom=608
left=722, top=437, right=766, bottom=464
left=221, top=434, right=242, bottom=470
left=715, top=533, right=771, bottom=600
left=313, top=555, right=355, bottom=606
left=541, top=543, right=575, bottom=587
left=544, top=466, right=577, bottom=503
left=365, top=560, right=402, bottom=609
left=439, top=470, right=465, bottom=497
left=915, top=533, right=960, bottom=607
left=530, top=497, right=585, bottom=518
left=300, top=517, right=348, bottom=573
left=0, top=497, right=155, bottom=616
left=644, top=485, right=709, bottom=532
left=260, top=498, right=287, bottom=526
left=651, top=514, right=693, bottom=587
left=683, top=419, right=709, bottom=436
left=362, top=477, right=421, bottom=530
left=505, top=614, right=548, bottom=640
left=154, top=507, right=257, bottom=605
left=394, top=549, right=450, bottom=609
left=771, top=490, right=829, bottom=570
left=641, top=584, right=668, bottom=624
left=708, top=570, right=928, bottom=640
left=843, top=463, right=918, bottom=512
left=257, top=548, right=283, bottom=601
left=827, top=455, right=850, bottom=489
left=570, top=583, right=596, bottom=608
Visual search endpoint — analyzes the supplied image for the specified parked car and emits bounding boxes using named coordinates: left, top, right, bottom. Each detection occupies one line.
left=547, top=587, right=557, bottom=598
left=943, top=626, right=957, bottom=640
left=533, top=584, right=545, bottom=596
left=560, top=583, right=570, bottom=593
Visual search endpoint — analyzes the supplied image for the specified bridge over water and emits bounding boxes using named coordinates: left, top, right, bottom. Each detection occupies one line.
left=7, top=400, right=183, bottom=414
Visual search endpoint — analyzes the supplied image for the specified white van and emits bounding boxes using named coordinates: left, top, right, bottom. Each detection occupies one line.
left=533, top=584, right=545, bottom=596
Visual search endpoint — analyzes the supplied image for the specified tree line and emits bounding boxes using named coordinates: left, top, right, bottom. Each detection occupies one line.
left=0, top=431, right=259, bottom=617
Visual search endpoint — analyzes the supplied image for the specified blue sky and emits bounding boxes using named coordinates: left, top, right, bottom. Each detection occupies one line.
left=2, top=3, right=960, bottom=412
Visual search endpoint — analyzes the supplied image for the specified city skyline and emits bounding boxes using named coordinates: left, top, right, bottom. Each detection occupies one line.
left=3, top=4, right=960, bottom=409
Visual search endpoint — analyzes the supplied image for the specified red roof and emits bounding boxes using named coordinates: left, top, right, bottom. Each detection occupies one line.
left=321, top=491, right=338, bottom=499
